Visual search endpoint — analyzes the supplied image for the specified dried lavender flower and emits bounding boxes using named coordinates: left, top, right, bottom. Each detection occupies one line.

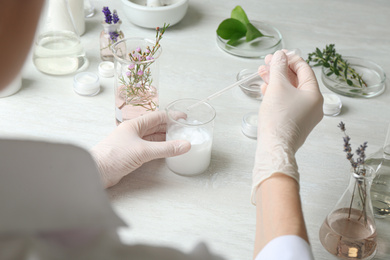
left=102, top=6, right=113, bottom=24
left=338, top=121, right=368, bottom=176
left=338, top=121, right=346, bottom=132
left=113, top=10, right=120, bottom=24
left=109, top=31, right=120, bottom=43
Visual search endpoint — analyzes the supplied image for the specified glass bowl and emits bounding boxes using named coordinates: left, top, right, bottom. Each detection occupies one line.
left=216, top=20, right=282, bottom=58
left=236, top=69, right=263, bottom=100
left=321, top=56, right=386, bottom=98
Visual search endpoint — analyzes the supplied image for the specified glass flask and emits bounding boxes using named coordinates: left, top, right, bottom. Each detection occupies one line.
left=33, top=0, right=88, bottom=75
left=366, top=123, right=390, bottom=218
left=84, top=0, right=95, bottom=18
left=112, top=38, right=162, bottom=124
left=100, top=21, right=124, bottom=62
left=319, top=167, right=377, bottom=260
left=68, top=0, right=85, bottom=35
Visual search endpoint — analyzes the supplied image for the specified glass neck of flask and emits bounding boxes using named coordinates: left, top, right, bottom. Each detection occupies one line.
left=383, top=123, right=390, bottom=159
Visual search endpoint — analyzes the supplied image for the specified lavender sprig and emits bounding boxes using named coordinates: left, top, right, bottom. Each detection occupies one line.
left=102, top=7, right=120, bottom=24
left=109, top=31, right=120, bottom=43
left=338, top=121, right=369, bottom=223
left=102, top=7, right=113, bottom=24
left=338, top=121, right=368, bottom=176
left=113, top=10, right=120, bottom=24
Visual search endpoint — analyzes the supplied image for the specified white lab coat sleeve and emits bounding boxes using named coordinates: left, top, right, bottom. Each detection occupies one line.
left=254, top=235, right=314, bottom=260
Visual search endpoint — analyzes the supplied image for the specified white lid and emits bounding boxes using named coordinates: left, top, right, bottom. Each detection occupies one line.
left=323, top=93, right=342, bottom=116
left=241, top=112, right=258, bottom=139
left=74, top=72, right=100, bottom=96
left=98, top=61, right=115, bottom=78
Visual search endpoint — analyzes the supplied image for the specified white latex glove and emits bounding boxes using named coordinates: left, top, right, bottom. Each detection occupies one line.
left=91, top=111, right=191, bottom=188
left=251, top=50, right=323, bottom=204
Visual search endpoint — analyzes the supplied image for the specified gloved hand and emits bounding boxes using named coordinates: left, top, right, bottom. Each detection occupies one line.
left=91, top=111, right=191, bottom=188
left=251, top=50, right=323, bottom=204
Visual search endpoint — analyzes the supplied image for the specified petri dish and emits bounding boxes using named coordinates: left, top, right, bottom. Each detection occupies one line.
left=321, top=56, right=386, bottom=98
left=236, top=69, right=263, bottom=100
left=216, top=20, right=282, bottom=58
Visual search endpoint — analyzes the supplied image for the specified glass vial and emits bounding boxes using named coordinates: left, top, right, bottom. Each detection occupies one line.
left=100, top=21, right=124, bottom=62
left=319, top=168, right=377, bottom=260
left=368, top=123, right=390, bottom=218
left=33, top=0, right=88, bottom=75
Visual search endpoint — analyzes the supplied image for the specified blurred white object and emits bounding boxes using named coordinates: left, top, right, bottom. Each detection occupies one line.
left=73, top=72, right=100, bottom=96
left=121, top=0, right=189, bottom=28
left=84, top=0, right=95, bottom=17
left=98, top=61, right=115, bottom=78
left=0, top=73, right=22, bottom=98
left=68, top=0, right=86, bottom=35
left=322, top=92, right=342, bottom=116
left=147, top=0, right=163, bottom=7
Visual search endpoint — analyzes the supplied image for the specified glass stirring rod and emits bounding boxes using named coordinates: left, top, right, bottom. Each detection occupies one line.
left=187, top=49, right=301, bottom=110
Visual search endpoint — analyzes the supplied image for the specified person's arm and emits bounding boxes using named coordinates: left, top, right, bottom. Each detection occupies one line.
left=252, top=50, right=323, bottom=258
left=254, top=174, right=308, bottom=257
left=0, top=0, right=45, bottom=89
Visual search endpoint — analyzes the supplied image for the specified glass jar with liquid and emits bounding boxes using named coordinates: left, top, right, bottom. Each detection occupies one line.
left=367, top=123, right=390, bottom=218
left=33, top=0, right=88, bottom=75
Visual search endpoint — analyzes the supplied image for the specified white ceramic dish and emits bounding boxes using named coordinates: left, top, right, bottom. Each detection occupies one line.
left=121, top=0, right=189, bottom=28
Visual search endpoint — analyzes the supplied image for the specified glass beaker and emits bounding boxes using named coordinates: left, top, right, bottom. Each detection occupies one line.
left=112, top=37, right=161, bottom=124
left=165, top=99, right=216, bottom=176
left=33, top=0, right=88, bottom=75
left=367, top=123, right=390, bottom=218
left=319, top=167, right=377, bottom=260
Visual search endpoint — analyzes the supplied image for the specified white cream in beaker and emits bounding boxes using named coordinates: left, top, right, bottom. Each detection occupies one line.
left=166, top=121, right=212, bottom=175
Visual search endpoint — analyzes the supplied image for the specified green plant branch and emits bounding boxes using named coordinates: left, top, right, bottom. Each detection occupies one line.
left=307, top=44, right=367, bottom=88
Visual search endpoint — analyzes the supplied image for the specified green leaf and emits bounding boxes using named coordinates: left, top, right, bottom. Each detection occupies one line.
left=216, top=18, right=247, bottom=40
left=344, top=64, right=349, bottom=79
left=245, top=22, right=264, bottom=42
left=231, top=6, right=250, bottom=25
left=333, top=56, right=339, bottom=75
left=323, top=62, right=330, bottom=68
left=316, top=48, right=323, bottom=58
left=347, top=79, right=353, bottom=86
left=227, top=33, right=244, bottom=46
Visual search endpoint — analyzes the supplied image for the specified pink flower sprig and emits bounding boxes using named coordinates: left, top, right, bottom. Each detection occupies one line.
left=118, top=24, right=169, bottom=111
left=128, top=23, right=169, bottom=63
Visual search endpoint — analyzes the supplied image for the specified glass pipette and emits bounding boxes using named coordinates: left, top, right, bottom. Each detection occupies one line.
left=187, top=49, right=301, bottom=110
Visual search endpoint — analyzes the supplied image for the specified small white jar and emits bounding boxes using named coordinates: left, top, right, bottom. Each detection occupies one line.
left=241, top=112, right=258, bottom=139
left=323, top=93, right=342, bottom=116
left=73, top=72, right=100, bottom=96
left=98, top=61, right=115, bottom=78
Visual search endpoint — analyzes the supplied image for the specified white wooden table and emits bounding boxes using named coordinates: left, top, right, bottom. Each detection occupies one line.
left=0, top=0, right=389, bottom=259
